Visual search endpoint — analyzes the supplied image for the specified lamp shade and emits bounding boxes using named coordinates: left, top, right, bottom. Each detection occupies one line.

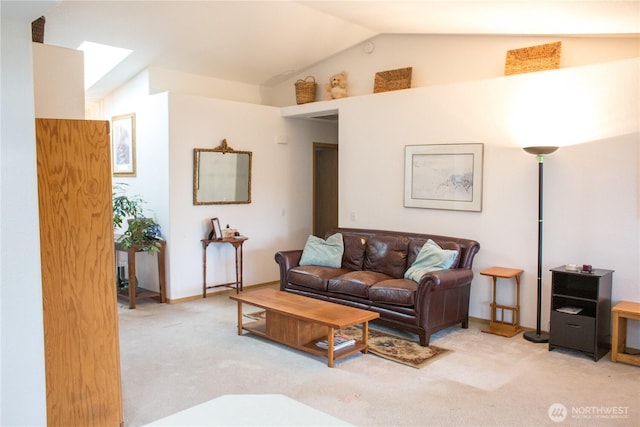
left=523, top=146, right=559, bottom=156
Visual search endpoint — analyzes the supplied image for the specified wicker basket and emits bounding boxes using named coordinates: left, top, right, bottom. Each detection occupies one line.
left=31, top=16, right=45, bottom=43
left=505, top=42, right=561, bottom=76
left=294, top=76, right=317, bottom=104
left=373, top=67, right=412, bottom=93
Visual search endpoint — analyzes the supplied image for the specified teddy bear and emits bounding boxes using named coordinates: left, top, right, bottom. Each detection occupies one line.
left=324, top=71, right=348, bottom=100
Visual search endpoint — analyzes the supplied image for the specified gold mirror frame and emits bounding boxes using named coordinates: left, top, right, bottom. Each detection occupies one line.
left=193, top=139, right=252, bottom=205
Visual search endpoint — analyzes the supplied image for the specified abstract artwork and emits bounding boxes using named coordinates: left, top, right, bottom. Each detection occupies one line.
left=404, top=144, right=483, bottom=211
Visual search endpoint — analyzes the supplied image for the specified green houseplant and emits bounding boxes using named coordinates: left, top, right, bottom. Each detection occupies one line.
left=112, top=183, right=163, bottom=254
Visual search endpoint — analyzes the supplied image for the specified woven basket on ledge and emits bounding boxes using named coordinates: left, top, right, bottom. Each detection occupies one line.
left=373, top=67, right=412, bottom=93
left=294, top=76, right=317, bottom=104
left=31, top=16, right=46, bottom=43
left=505, top=42, right=561, bottom=76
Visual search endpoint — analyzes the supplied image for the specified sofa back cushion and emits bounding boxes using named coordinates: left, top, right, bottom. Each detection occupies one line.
left=341, top=234, right=367, bottom=270
left=329, top=227, right=480, bottom=271
left=363, top=235, right=410, bottom=279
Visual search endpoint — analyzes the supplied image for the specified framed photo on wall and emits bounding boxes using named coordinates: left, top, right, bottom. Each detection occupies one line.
left=404, top=143, right=484, bottom=211
left=112, top=113, right=136, bottom=177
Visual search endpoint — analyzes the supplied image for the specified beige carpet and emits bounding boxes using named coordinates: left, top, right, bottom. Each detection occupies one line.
left=118, top=288, right=640, bottom=427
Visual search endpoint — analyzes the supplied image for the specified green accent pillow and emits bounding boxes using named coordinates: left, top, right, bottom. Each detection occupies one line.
left=299, top=233, right=344, bottom=268
left=404, top=239, right=459, bottom=282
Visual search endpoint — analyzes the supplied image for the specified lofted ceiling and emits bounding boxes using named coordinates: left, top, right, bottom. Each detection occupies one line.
left=40, top=1, right=640, bottom=101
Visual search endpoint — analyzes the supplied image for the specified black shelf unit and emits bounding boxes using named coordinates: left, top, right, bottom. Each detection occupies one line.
left=549, top=266, right=613, bottom=361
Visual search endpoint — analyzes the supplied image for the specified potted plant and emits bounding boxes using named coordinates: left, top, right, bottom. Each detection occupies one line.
left=112, top=183, right=163, bottom=255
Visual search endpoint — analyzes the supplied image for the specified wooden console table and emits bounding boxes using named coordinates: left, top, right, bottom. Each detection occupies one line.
left=202, top=236, right=248, bottom=296
left=115, top=240, right=166, bottom=309
left=480, top=266, right=523, bottom=337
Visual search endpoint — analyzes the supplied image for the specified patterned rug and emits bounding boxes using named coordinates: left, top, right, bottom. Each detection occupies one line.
left=244, top=312, right=450, bottom=368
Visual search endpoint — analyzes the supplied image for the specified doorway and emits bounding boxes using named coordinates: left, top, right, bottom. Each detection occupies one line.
left=313, top=143, right=338, bottom=237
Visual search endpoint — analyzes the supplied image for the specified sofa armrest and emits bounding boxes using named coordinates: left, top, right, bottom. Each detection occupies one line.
left=417, top=268, right=474, bottom=291
left=274, top=250, right=303, bottom=290
left=414, top=268, right=475, bottom=328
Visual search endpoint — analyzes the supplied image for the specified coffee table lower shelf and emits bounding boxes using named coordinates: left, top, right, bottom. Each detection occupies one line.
left=241, top=319, right=368, bottom=365
left=231, top=288, right=379, bottom=367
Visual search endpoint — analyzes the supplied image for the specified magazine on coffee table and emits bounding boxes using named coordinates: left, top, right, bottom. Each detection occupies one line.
left=315, top=335, right=356, bottom=351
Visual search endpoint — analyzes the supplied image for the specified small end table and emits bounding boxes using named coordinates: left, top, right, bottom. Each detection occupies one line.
left=611, top=301, right=640, bottom=366
left=480, top=266, right=523, bottom=337
left=115, top=240, right=166, bottom=309
left=202, top=236, right=248, bottom=296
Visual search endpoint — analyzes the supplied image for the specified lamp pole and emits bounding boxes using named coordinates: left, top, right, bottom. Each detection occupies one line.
left=523, top=146, right=558, bottom=343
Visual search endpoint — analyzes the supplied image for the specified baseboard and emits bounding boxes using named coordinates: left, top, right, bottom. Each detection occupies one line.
left=166, top=281, right=279, bottom=304
left=469, top=316, right=538, bottom=334
left=166, top=294, right=202, bottom=304
left=163, top=295, right=538, bottom=337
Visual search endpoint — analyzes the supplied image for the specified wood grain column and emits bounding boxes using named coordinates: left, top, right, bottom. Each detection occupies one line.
left=36, top=119, right=123, bottom=427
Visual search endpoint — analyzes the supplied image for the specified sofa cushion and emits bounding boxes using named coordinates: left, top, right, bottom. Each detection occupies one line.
left=408, top=238, right=461, bottom=268
left=288, top=265, right=349, bottom=292
left=370, top=278, right=418, bottom=307
left=404, top=239, right=459, bottom=282
left=299, top=233, right=343, bottom=268
left=363, top=235, right=409, bottom=279
left=287, top=265, right=349, bottom=292
left=328, top=270, right=392, bottom=298
left=341, top=234, right=367, bottom=270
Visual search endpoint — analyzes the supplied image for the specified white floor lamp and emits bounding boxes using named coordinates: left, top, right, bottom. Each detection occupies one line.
left=523, top=146, right=558, bottom=343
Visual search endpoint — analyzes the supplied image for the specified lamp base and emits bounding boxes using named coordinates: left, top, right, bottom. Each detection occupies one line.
left=523, top=330, right=549, bottom=343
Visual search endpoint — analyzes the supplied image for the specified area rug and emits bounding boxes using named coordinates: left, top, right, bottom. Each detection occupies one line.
left=244, top=311, right=450, bottom=368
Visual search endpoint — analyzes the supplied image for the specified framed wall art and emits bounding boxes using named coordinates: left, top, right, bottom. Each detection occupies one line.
left=112, top=113, right=136, bottom=176
left=404, top=143, right=484, bottom=211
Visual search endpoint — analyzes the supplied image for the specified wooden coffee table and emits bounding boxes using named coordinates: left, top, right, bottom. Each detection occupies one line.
left=230, top=288, right=379, bottom=367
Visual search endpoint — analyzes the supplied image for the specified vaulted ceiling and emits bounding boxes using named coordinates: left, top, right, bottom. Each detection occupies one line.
left=40, top=1, right=640, bottom=100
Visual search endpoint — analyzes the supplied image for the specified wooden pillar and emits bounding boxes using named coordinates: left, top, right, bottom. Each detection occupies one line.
left=36, top=119, right=123, bottom=426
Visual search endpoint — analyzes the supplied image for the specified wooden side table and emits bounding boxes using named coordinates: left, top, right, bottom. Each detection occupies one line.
left=611, top=301, right=640, bottom=366
left=202, top=236, right=248, bottom=297
left=480, top=266, right=523, bottom=337
left=115, top=240, right=166, bottom=309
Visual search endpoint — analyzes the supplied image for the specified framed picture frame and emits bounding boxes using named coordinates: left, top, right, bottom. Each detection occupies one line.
left=112, top=113, right=136, bottom=177
left=404, top=143, right=484, bottom=212
left=210, top=217, right=222, bottom=240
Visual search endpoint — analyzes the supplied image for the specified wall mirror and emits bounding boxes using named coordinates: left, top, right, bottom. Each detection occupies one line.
left=193, top=139, right=252, bottom=205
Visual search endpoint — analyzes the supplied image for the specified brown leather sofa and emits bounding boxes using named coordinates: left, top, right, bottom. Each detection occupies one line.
left=275, top=228, right=480, bottom=346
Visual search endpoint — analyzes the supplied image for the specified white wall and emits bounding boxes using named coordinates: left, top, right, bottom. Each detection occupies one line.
left=329, top=58, right=639, bottom=345
left=32, top=42, right=85, bottom=119
left=166, top=93, right=336, bottom=299
left=101, top=75, right=337, bottom=299
left=1, top=8, right=49, bottom=427
left=149, top=67, right=266, bottom=105
left=101, top=73, right=171, bottom=291
left=267, top=34, right=640, bottom=107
